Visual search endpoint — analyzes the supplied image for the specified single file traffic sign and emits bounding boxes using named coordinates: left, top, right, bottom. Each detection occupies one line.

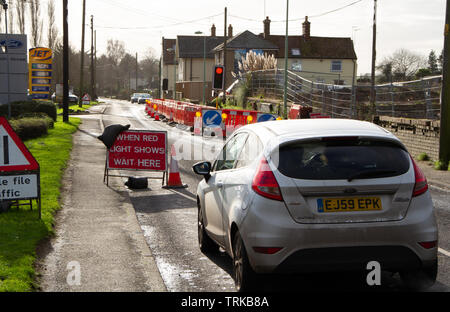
left=0, top=117, right=39, bottom=172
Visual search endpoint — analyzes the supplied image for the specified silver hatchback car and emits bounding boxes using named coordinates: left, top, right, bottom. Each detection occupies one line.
left=193, top=119, right=438, bottom=291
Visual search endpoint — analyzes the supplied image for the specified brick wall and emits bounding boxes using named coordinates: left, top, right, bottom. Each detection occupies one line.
left=375, top=116, right=440, bottom=161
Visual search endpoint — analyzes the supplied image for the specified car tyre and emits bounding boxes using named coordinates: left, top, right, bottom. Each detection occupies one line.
left=400, top=260, right=437, bottom=291
left=198, top=205, right=218, bottom=254
left=233, top=232, right=257, bottom=292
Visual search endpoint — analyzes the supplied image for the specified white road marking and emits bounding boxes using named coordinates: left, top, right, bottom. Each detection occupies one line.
left=439, top=248, right=450, bottom=257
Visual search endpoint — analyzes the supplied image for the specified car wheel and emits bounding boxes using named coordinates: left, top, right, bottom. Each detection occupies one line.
left=400, top=260, right=437, bottom=291
left=198, top=204, right=218, bottom=254
left=233, top=232, right=257, bottom=292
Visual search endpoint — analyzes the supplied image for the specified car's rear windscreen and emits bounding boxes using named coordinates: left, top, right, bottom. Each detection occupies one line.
left=277, top=138, right=410, bottom=180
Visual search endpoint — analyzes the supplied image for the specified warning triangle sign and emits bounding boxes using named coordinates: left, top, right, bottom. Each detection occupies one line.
left=0, top=117, right=39, bottom=172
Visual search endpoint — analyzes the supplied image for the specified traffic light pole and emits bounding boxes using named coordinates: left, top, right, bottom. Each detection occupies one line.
left=440, top=0, right=450, bottom=167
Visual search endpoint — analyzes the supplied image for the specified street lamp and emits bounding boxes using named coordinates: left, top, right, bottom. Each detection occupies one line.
left=195, top=31, right=206, bottom=105
left=167, top=47, right=177, bottom=100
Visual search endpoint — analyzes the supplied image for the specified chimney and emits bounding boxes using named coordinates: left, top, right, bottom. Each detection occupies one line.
left=228, top=24, right=233, bottom=38
left=211, top=24, right=216, bottom=37
left=302, top=16, right=310, bottom=40
left=263, top=16, right=271, bottom=38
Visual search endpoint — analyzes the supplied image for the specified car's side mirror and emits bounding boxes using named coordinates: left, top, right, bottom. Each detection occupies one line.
left=192, top=161, right=212, bottom=181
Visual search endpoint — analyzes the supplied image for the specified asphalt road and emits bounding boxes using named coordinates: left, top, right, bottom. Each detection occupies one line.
left=100, top=98, right=450, bottom=292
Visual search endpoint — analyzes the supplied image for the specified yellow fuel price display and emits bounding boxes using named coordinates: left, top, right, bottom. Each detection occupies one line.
left=28, top=48, right=52, bottom=100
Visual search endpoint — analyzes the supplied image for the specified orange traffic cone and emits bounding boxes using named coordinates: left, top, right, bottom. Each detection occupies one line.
left=163, top=145, right=187, bottom=189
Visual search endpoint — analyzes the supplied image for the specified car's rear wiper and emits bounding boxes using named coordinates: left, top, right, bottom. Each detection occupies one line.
left=347, top=169, right=399, bottom=182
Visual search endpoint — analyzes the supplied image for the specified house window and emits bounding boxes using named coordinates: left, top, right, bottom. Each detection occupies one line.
left=291, top=48, right=300, bottom=56
left=331, top=60, right=342, bottom=72
left=291, top=61, right=302, bottom=72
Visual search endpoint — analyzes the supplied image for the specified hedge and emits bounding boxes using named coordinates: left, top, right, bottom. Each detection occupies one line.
left=8, top=117, right=54, bottom=141
left=0, top=101, right=57, bottom=121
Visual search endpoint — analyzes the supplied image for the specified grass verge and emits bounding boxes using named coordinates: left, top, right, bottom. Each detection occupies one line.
left=0, top=116, right=81, bottom=292
left=56, top=103, right=93, bottom=115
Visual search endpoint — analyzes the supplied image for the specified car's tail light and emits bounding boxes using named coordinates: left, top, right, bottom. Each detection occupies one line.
left=252, top=157, right=283, bottom=201
left=411, top=156, right=428, bottom=197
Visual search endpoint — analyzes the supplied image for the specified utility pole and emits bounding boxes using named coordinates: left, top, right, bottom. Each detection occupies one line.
left=94, top=29, right=97, bottom=100
left=62, top=0, right=69, bottom=122
left=283, top=0, right=289, bottom=119
left=79, top=0, right=86, bottom=107
left=90, top=15, right=94, bottom=98
left=440, top=0, right=450, bottom=166
left=1, top=0, right=11, bottom=119
left=370, top=0, right=377, bottom=117
left=222, top=7, right=227, bottom=106
left=136, top=52, right=138, bottom=92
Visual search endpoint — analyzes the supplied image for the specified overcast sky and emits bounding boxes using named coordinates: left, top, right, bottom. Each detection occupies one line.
left=45, top=0, right=447, bottom=75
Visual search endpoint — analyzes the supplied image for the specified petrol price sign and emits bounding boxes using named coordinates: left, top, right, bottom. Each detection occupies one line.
left=29, top=47, right=52, bottom=100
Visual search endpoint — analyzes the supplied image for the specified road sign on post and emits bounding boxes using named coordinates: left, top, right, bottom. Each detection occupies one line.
left=82, top=94, right=91, bottom=105
left=0, top=117, right=41, bottom=218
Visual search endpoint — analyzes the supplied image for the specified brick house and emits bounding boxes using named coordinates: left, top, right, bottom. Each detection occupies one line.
left=262, top=16, right=358, bottom=85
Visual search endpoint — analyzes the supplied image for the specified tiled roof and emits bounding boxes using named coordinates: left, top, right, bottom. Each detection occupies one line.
left=213, top=30, right=278, bottom=51
left=177, top=36, right=226, bottom=58
left=264, top=35, right=357, bottom=60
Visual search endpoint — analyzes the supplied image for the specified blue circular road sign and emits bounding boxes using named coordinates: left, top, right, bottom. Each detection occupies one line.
left=203, top=110, right=222, bottom=127
left=257, top=114, right=277, bottom=122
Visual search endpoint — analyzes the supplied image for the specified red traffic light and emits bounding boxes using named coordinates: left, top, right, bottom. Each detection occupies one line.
left=215, top=67, right=223, bottom=75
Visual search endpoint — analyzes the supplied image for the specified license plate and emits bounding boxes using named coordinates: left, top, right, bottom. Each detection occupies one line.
left=317, top=197, right=382, bottom=213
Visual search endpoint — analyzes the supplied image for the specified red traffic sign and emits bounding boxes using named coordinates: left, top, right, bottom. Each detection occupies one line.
left=0, top=117, right=40, bottom=172
left=107, top=130, right=167, bottom=171
left=82, top=94, right=91, bottom=101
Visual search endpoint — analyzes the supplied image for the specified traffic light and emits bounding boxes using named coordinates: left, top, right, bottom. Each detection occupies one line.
left=213, top=65, right=224, bottom=90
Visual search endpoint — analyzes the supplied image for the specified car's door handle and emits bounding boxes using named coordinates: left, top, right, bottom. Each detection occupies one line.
left=216, top=181, right=224, bottom=188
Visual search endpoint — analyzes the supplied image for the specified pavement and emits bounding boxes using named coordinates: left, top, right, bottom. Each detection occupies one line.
left=36, top=106, right=166, bottom=292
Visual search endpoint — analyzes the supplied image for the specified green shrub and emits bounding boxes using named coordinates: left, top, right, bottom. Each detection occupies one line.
left=417, top=153, right=429, bottom=161
left=17, top=113, right=54, bottom=129
left=0, top=100, right=57, bottom=121
left=9, top=117, right=52, bottom=140
left=434, top=160, right=447, bottom=171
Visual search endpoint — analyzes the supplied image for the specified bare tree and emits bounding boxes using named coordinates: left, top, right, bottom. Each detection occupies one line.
left=8, top=3, right=14, bottom=33
left=378, top=49, right=427, bottom=81
left=106, top=39, right=126, bottom=66
left=29, top=0, right=43, bottom=47
left=15, top=0, right=27, bottom=35
left=47, top=0, right=58, bottom=50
